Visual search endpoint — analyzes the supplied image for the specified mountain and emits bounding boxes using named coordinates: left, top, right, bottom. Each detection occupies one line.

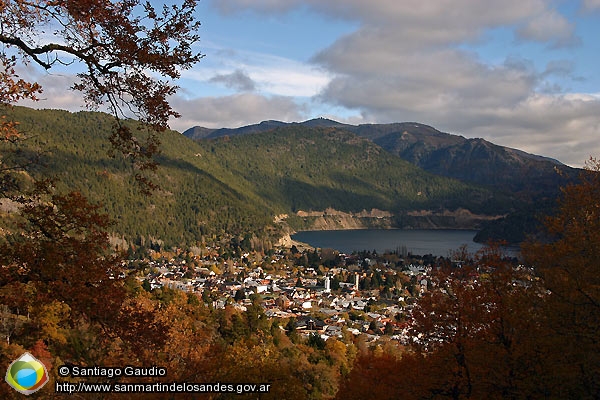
left=0, top=107, right=277, bottom=246
left=185, top=119, right=577, bottom=201
left=183, top=118, right=352, bottom=140
left=351, top=122, right=575, bottom=200
left=2, top=107, right=521, bottom=248
left=184, top=118, right=582, bottom=243
left=199, top=125, right=509, bottom=216
left=184, top=120, right=289, bottom=140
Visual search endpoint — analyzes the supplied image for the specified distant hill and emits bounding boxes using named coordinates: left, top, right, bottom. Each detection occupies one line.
left=2, top=107, right=528, bottom=248
left=350, top=122, right=575, bottom=200
left=0, top=107, right=277, bottom=247
left=184, top=118, right=582, bottom=244
left=184, top=120, right=289, bottom=140
left=185, top=119, right=577, bottom=201
left=183, top=117, right=350, bottom=140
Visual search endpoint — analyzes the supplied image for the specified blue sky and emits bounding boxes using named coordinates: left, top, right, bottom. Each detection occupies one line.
left=22, top=0, right=600, bottom=167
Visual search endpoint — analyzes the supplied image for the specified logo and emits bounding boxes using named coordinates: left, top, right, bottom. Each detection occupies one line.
left=5, top=352, right=49, bottom=395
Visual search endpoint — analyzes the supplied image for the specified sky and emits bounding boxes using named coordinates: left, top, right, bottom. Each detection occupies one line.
left=20, top=0, right=600, bottom=167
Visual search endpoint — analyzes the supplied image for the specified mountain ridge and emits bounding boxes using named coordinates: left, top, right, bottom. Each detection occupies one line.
left=184, top=118, right=577, bottom=202
left=1, top=107, right=580, bottom=246
left=2, top=107, right=517, bottom=247
left=184, top=118, right=581, bottom=243
left=184, top=118, right=562, bottom=165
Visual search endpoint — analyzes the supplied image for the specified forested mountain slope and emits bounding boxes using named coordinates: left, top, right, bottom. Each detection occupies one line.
left=185, top=118, right=582, bottom=243
left=204, top=126, right=505, bottom=213
left=2, top=107, right=537, bottom=246
left=186, top=119, right=578, bottom=201
left=1, top=107, right=275, bottom=245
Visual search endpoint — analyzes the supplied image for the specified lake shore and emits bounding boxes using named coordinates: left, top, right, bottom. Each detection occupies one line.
left=291, top=229, right=520, bottom=258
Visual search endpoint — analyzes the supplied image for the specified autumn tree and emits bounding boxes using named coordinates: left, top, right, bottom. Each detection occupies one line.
left=523, top=157, right=600, bottom=398
left=1, top=0, right=202, bottom=190
left=336, top=352, right=405, bottom=400
left=364, top=245, right=547, bottom=399
left=0, top=187, right=126, bottom=321
left=337, top=161, right=600, bottom=400
left=0, top=0, right=203, bottom=307
left=1, top=2, right=202, bottom=396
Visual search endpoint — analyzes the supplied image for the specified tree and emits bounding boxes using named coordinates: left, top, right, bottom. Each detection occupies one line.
left=523, top=157, right=600, bottom=398
left=405, top=244, right=547, bottom=399
left=331, top=275, right=340, bottom=290
left=336, top=352, right=404, bottom=400
left=368, top=320, right=378, bottom=333
left=234, top=288, right=245, bottom=302
left=0, top=0, right=201, bottom=338
left=141, top=279, right=152, bottom=292
left=0, top=304, right=24, bottom=345
left=307, top=332, right=326, bottom=350
left=0, top=188, right=127, bottom=325
left=0, top=4, right=208, bottom=396
left=1, top=0, right=202, bottom=190
left=383, top=321, right=394, bottom=335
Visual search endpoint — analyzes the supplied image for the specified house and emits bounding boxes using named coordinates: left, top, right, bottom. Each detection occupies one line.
left=325, top=325, right=343, bottom=338
left=295, top=317, right=327, bottom=333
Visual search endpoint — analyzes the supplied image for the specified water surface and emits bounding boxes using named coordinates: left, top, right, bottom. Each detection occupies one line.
left=292, top=229, right=486, bottom=257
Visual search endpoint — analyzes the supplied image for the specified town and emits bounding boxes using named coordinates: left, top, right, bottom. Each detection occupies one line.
left=128, top=238, right=520, bottom=346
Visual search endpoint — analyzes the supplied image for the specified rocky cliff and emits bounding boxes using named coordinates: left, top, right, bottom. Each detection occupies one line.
left=293, top=208, right=502, bottom=231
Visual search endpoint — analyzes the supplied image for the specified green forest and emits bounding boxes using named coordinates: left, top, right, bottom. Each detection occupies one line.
left=0, top=107, right=521, bottom=249
left=1, top=107, right=276, bottom=245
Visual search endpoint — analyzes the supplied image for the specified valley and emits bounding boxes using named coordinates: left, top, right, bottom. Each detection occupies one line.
left=0, top=107, right=579, bottom=247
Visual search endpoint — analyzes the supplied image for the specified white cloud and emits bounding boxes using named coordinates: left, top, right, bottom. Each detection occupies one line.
left=582, top=0, right=600, bottom=11
left=248, top=64, right=330, bottom=98
left=182, top=50, right=331, bottom=98
left=211, top=0, right=298, bottom=15
left=516, top=10, right=579, bottom=47
left=14, top=67, right=308, bottom=136
left=290, top=0, right=593, bottom=166
left=168, top=93, right=306, bottom=131
left=15, top=67, right=88, bottom=111
left=213, top=0, right=544, bottom=26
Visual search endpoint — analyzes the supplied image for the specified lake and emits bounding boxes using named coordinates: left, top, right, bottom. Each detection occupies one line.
left=292, top=229, right=497, bottom=257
